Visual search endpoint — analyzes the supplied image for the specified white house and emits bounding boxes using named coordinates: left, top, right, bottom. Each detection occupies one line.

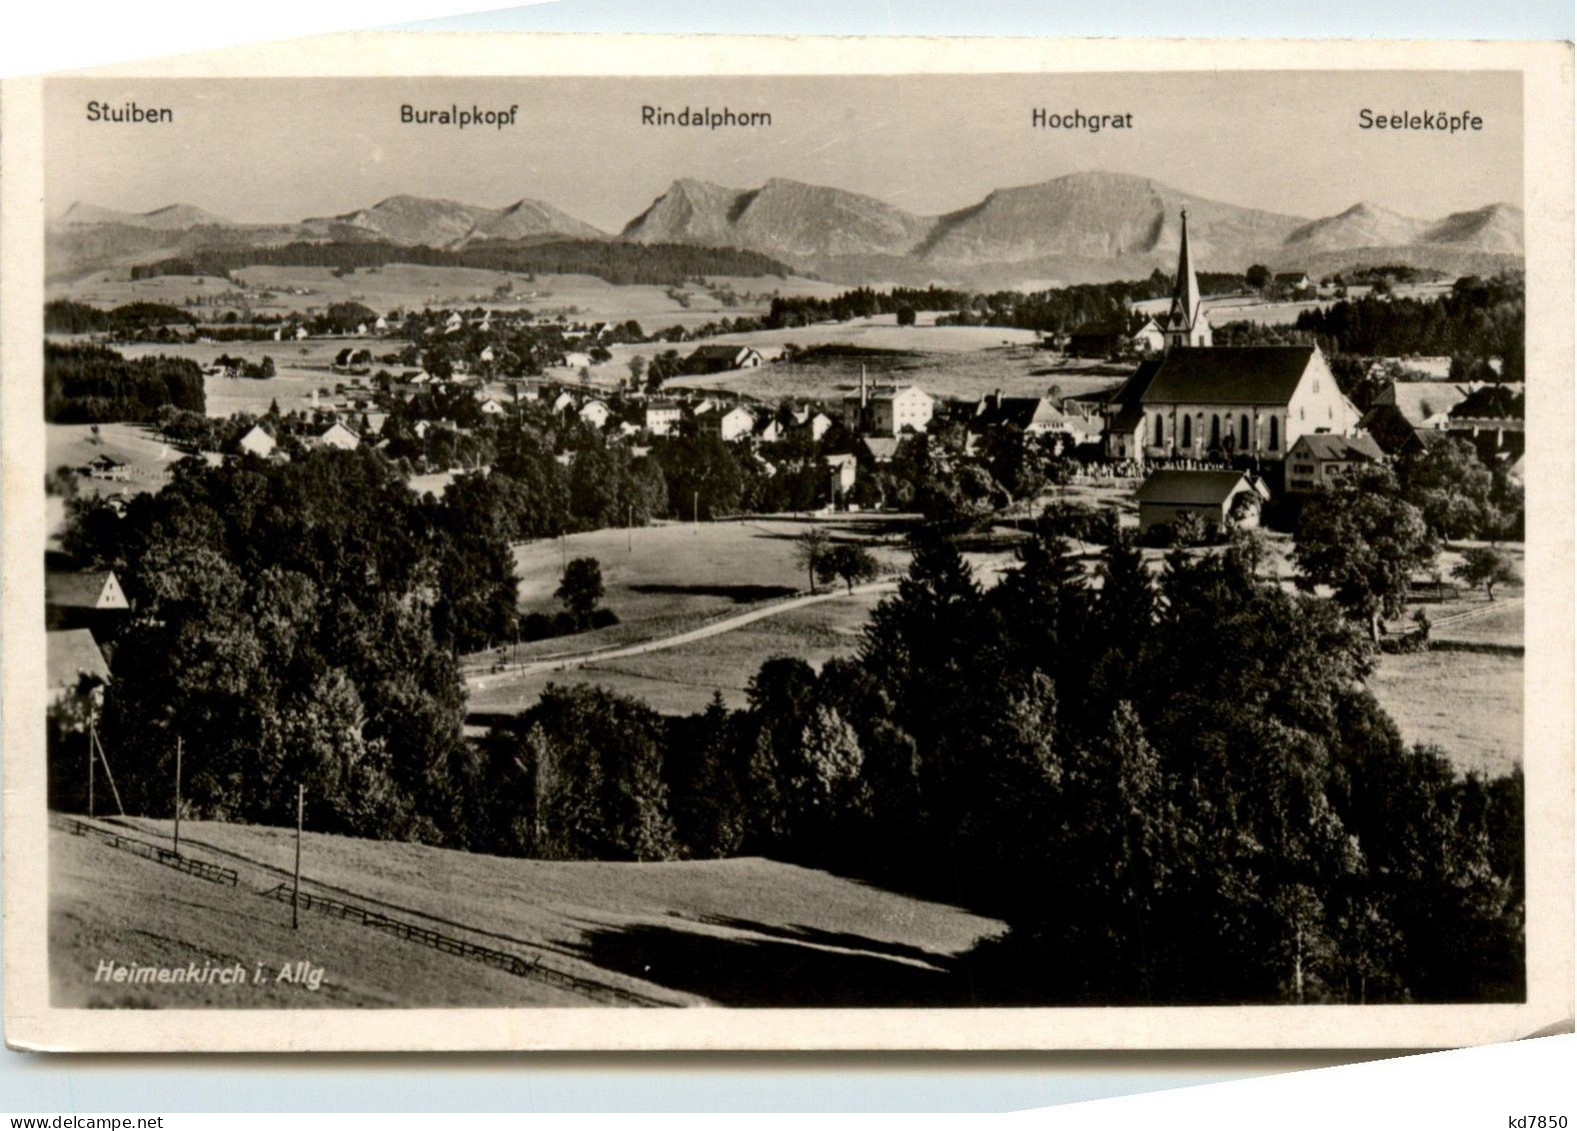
left=578, top=399, right=611, bottom=430
left=714, top=405, right=757, bottom=442
left=1284, top=433, right=1386, bottom=494
left=645, top=400, right=684, bottom=436
left=478, top=398, right=507, bottom=417
left=237, top=424, right=277, bottom=459
left=313, top=421, right=361, bottom=451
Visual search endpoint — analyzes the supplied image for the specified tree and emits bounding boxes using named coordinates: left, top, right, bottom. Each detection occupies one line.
left=895, top=306, right=917, bottom=327
left=794, top=528, right=832, bottom=593
left=1399, top=437, right=1500, bottom=541
left=1452, top=547, right=1520, bottom=600
left=555, top=557, right=605, bottom=626
left=817, top=543, right=880, bottom=593
left=1246, top=264, right=1273, bottom=291
left=1293, top=472, right=1437, bottom=642
left=627, top=354, right=648, bottom=390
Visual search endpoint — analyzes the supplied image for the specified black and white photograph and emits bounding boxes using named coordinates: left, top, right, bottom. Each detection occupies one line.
left=3, top=35, right=1571, bottom=1051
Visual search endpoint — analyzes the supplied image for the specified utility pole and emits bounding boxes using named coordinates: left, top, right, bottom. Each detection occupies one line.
left=627, top=504, right=633, bottom=553
left=173, top=736, right=182, bottom=857
left=693, top=490, right=699, bottom=531
left=87, top=719, right=96, bottom=818
left=292, top=782, right=304, bottom=930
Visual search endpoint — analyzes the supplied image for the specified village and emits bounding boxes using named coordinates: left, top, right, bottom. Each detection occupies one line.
left=39, top=187, right=1531, bottom=1016
left=46, top=208, right=1525, bottom=774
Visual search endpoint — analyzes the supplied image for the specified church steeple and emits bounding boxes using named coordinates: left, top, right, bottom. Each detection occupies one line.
left=1163, top=207, right=1211, bottom=349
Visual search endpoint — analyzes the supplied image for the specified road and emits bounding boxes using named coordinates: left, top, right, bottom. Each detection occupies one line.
left=466, top=577, right=899, bottom=691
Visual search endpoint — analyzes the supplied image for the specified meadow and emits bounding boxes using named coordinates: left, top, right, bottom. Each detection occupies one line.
left=53, top=817, right=1003, bottom=1008
left=664, top=344, right=1128, bottom=406
left=503, top=516, right=913, bottom=658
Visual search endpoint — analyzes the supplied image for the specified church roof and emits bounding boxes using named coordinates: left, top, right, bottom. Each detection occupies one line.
left=1138, top=346, right=1317, bottom=407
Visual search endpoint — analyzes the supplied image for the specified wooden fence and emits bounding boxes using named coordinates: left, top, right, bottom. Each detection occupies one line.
left=50, top=814, right=239, bottom=887
left=257, top=883, right=658, bottom=1006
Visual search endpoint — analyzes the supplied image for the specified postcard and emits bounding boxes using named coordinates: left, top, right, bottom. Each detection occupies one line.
left=2, top=33, right=1571, bottom=1051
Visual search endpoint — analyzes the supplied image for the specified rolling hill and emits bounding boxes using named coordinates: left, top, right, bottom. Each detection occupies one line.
left=51, top=815, right=1003, bottom=1009
left=50, top=172, right=1524, bottom=287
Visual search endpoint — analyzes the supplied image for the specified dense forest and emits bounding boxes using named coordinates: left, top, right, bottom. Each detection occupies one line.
left=1295, top=275, right=1525, bottom=379
left=45, top=342, right=205, bottom=423
left=45, top=300, right=196, bottom=335
left=124, top=239, right=793, bottom=288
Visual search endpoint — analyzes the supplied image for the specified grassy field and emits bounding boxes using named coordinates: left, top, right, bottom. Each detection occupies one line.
left=50, top=267, right=844, bottom=328
left=470, top=588, right=888, bottom=716
left=504, top=517, right=912, bottom=658
left=53, top=817, right=1003, bottom=1008
left=665, top=344, right=1128, bottom=405
left=1368, top=650, right=1522, bottom=778
left=50, top=824, right=592, bottom=1008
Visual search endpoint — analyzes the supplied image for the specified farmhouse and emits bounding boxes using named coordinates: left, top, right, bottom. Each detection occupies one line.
left=85, top=455, right=130, bottom=482
left=1356, top=379, right=1476, bottom=456
left=1067, top=320, right=1127, bottom=359
left=47, top=629, right=110, bottom=707
left=1283, top=433, right=1385, bottom=494
left=1134, top=469, right=1265, bottom=535
left=1443, top=384, right=1525, bottom=453
left=478, top=398, right=507, bottom=417
left=237, top=424, right=277, bottom=458
left=578, top=399, right=611, bottom=430
left=687, top=345, right=764, bottom=373
left=47, top=570, right=130, bottom=632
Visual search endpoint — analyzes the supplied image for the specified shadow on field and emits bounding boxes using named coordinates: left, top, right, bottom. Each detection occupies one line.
left=570, top=919, right=974, bottom=1007
left=627, top=583, right=797, bottom=603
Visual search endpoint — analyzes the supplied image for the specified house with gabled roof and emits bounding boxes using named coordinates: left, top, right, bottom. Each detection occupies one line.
left=1284, top=433, right=1386, bottom=494
left=687, top=345, right=764, bottom=373
left=237, top=424, right=277, bottom=459
left=313, top=421, right=361, bottom=451
left=1134, top=469, right=1267, bottom=535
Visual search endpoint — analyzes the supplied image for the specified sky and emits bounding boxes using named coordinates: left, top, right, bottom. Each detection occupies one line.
left=46, top=70, right=1522, bottom=231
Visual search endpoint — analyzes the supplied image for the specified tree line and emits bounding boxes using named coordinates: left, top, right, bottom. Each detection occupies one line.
left=1295, top=275, right=1524, bottom=380
left=126, top=239, right=792, bottom=288
left=45, top=343, right=205, bottom=423
left=473, top=525, right=1522, bottom=1004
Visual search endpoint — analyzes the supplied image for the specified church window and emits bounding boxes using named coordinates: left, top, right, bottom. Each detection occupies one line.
left=1240, top=414, right=1250, bottom=447
left=1155, top=414, right=1164, bottom=446
left=1269, top=416, right=1280, bottom=451
left=1182, top=415, right=1192, bottom=448
left=1210, top=414, right=1221, bottom=448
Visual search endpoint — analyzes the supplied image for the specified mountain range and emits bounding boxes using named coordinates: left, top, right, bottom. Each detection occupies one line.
left=50, top=171, right=1523, bottom=286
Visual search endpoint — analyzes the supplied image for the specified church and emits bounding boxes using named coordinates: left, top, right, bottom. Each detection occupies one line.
left=1104, top=209, right=1361, bottom=463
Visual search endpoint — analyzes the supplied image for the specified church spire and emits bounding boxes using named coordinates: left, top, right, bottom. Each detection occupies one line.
left=1163, top=207, right=1211, bottom=349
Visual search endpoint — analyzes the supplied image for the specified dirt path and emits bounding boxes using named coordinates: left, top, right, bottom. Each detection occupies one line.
left=467, top=577, right=898, bottom=691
